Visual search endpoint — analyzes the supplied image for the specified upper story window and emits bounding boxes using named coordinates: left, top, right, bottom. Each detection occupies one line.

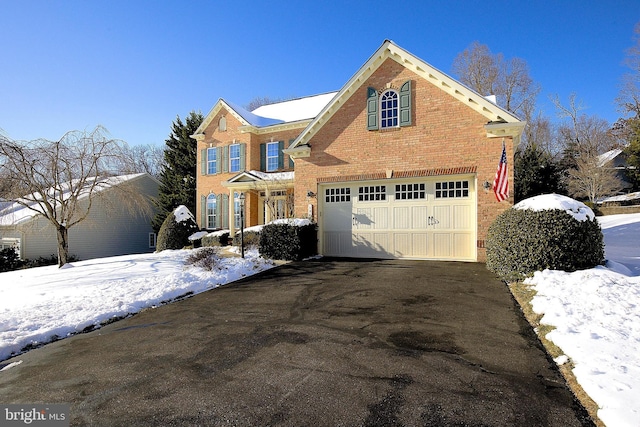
left=367, top=80, right=412, bottom=130
left=380, top=90, right=398, bottom=128
left=229, top=144, right=241, bottom=172
left=218, top=116, right=227, bottom=131
left=266, top=142, right=279, bottom=172
left=207, top=147, right=217, bottom=174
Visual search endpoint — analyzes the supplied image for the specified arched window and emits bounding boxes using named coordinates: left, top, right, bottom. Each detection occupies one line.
left=380, top=89, right=399, bottom=128
left=207, top=194, right=217, bottom=229
left=218, top=116, right=227, bottom=131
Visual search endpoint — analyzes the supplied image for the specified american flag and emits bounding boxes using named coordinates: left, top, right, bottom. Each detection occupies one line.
left=493, top=142, right=508, bottom=202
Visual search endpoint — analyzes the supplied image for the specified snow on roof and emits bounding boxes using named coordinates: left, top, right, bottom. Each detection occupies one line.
left=598, top=191, right=640, bottom=204
left=246, top=170, right=294, bottom=181
left=250, top=92, right=338, bottom=123
left=513, top=194, right=595, bottom=222
left=0, top=173, right=149, bottom=227
left=223, top=100, right=284, bottom=128
left=598, top=149, right=623, bottom=167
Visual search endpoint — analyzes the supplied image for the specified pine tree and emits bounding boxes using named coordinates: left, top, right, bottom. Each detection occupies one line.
left=623, top=118, right=640, bottom=191
left=514, top=143, right=564, bottom=202
left=152, top=111, right=204, bottom=232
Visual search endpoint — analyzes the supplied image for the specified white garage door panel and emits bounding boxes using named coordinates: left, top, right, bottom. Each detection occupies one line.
left=320, top=177, right=476, bottom=261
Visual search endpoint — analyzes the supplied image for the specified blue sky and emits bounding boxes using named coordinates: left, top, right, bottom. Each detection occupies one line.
left=1, top=1, right=638, bottom=146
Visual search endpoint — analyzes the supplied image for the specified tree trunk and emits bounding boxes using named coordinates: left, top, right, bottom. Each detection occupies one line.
left=56, top=225, right=70, bottom=267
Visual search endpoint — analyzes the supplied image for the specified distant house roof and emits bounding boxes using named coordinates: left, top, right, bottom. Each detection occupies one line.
left=0, top=173, right=154, bottom=227
left=598, top=148, right=625, bottom=167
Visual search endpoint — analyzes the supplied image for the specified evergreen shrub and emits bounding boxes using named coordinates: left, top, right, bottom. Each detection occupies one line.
left=156, top=206, right=199, bottom=251
left=259, top=223, right=317, bottom=261
left=486, top=208, right=605, bottom=282
left=202, top=232, right=229, bottom=247
left=232, top=230, right=261, bottom=249
left=0, top=248, right=25, bottom=272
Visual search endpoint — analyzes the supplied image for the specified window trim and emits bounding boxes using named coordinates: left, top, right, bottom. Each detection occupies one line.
left=380, top=89, right=399, bottom=129
left=207, top=147, right=217, bottom=175
left=266, top=141, right=279, bottom=172
left=229, top=143, right=241, bottom=173
left=206, top=193, right=217, bottom=228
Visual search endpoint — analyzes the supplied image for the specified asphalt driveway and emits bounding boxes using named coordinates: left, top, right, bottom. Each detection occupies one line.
left=0, top=259, right=593, bottom=426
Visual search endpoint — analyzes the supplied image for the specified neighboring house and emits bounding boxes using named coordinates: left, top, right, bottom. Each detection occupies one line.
left=0, top=173, right=159, bottom=261
left=598, top=148, right=633, bottom=191
left=192, top=40, right=525, bottom=262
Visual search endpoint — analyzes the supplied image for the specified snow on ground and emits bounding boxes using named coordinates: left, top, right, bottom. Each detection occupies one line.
left=525, top=211, right=640, bottom=427
left=0, top=249, right=274, bottom=363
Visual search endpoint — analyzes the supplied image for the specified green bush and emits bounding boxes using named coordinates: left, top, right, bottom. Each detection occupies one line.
left=486, top=208, right=604, bottom=282
left=202, top=231, right=230, bottom=247
left=259, top=223, right=317, bottom=261
left=0, top=248, right=25, bottom=272
left=156, top=206, right=199, bottom=251
left=232, top=230, right=261, bottom=249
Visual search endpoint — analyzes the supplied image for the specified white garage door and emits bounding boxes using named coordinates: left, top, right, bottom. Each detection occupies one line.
left=320, top=176, right=476, bottom=261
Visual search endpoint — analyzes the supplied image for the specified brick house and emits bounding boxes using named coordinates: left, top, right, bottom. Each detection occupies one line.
left=192, top=40, right=525, bottom=261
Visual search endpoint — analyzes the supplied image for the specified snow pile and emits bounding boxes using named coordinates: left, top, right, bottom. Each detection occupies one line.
left=173, top=205, right=195, bottom=223
left=0, top=249, right=274, bottom=362
left=513, top=193, right=595, bottom=221
left=525, top=213, right=640, bottom=426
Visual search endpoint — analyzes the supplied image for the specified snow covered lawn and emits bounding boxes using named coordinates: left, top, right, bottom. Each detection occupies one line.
left=525, top=213, right=640, bottom=427
left=0, top=248, right=275, bottom=363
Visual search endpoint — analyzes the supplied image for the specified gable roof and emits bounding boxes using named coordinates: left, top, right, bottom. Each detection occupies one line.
left=287, top=40, right=525, bottom=153
left=0, top=173, right=156, bottom=227
left=192, top=93, right=338, bottom=139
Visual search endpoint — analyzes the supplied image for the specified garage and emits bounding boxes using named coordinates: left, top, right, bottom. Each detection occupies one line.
left=319, top=175, right=476, bottom=261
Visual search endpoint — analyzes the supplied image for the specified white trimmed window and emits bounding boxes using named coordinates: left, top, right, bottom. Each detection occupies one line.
left=207, top=147, right=217, bottom=174
left=207, top=194, right=217, bottom=228
left=266, top=142, right=279, bottom=172
left=435, top=181, right=469, bottom=199
left=380, top=90, right=399, bottom=128
left=229, top=144, right=241, bottom=172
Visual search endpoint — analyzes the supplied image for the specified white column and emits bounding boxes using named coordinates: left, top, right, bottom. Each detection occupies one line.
left=229, top=189, right=236, bottom=236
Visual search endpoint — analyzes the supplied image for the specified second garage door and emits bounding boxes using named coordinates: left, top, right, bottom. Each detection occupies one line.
left=320, top=176, right=476, bottom=261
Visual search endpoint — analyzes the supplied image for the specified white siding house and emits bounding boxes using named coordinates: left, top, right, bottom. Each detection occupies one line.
left=0, top=173, right=159, bottom=261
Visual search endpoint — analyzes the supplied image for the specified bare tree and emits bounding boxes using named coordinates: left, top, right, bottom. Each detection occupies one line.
left=616, top=22, right=640, bottom=118
left=452, top=41, right=540, bottom=119
left=120, top=143, right=165, bottom=178
left=553, top=94, right=622, bottom=202
left=0, top=126, right=153, bottom=267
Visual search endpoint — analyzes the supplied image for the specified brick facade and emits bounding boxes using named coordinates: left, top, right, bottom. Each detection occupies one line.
left=193, top=41, right=522, bottom=262
left=292, top=59, right=515, bottom=261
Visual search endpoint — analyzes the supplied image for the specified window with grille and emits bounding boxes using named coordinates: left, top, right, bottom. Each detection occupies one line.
left=435, top=181, right=469, bottom=199
left=395, top=183, right=426, bottom=200
left=325, top=188, right=351, bottom=203
left=380, top=90, right=398, bottom=128
left=358, top=185, right=386, bottom=201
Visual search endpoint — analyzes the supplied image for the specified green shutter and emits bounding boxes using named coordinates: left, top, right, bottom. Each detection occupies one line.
left=260, top=143, right=266, bottom=172
left=220, top=194, right=229, bottom=229
left=240, top=143, right=246, bottom=172
left=200, top=149, right=207, bottom=175
left=367, top=87, right=378, bottom=130
left=200, top=195, right=206, bottom=228
left=214, top=194, right=221, bottom=228
left=221, top=146, right=229, bottom=173
left=278, top=141, right=285, bottom=169
left=288, top=139, right=295, bottom=169
left=399, top=80, right=412, bottom=127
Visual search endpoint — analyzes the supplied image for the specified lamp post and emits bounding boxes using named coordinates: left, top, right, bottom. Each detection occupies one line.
left=239, top=193, right=245, bottom=258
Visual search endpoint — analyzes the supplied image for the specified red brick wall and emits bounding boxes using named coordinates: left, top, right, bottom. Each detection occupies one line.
left=195, top=108, right=302, bottom=227
left=293, top=58, right=514, bottom=261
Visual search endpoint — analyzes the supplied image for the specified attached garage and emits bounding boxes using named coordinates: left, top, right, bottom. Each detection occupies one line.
left=319, top=175, right=477, bottom=261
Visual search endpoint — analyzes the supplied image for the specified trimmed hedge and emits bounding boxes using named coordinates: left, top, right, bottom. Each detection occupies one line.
left=202, top=232, right=230, bottom=247
left=259, top=223, right=317, bottom=261
left=232, top=230, right=261, bottom=249
left=486, top=208, right=605, bottom=282
left=156, top=207, right=199, bottom=251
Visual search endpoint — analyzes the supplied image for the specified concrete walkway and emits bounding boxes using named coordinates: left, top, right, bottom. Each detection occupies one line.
left=0, top=259, right=593, bottom=426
